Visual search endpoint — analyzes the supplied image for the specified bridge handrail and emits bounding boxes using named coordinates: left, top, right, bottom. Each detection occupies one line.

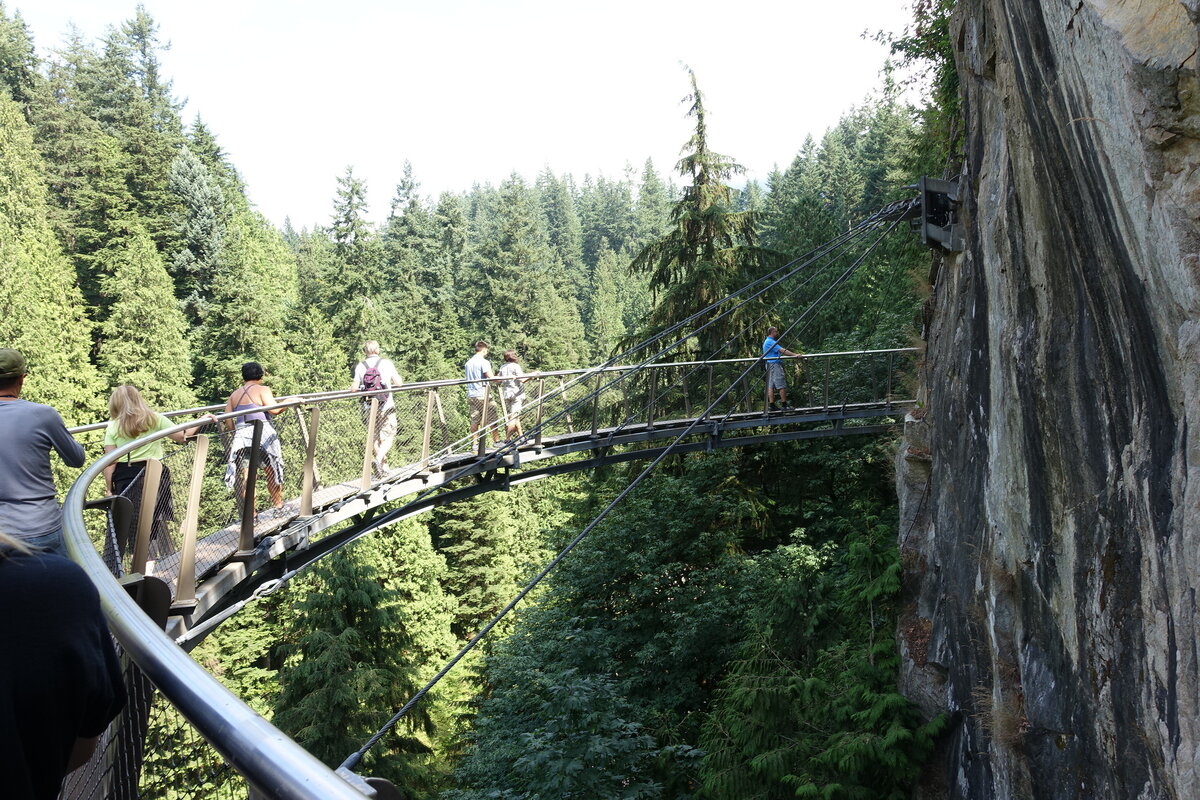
left=65, top=348, right=920, bottom=435
left=62, top=421, right=371, bottom=799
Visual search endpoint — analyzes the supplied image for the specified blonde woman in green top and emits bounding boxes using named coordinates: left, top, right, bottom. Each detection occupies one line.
left=101, top=386, right=214, bottom=565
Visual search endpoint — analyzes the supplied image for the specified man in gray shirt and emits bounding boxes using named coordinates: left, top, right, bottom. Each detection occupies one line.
left=0, top=349, right=86, bottom=555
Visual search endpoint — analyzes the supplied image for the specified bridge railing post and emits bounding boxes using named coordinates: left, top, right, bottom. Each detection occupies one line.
left=534, top=378, right=545, bottom=448
left=646, top=368, right=657, bottom=430
left=173, top=434, right=208, bottom=610
left=621, top=370, right=631, bottom=425
left=361, top=397, right=380, bottom=489
left=680, top=365, right=692, bottom=418
left=559, top=378, right=574, bottom=433
left=823, top=359, right=831, bottom=411
left=706, top=365, right=714, bottom=414
left=300, top=405, right=320, bottom=517
left=886, top=351, right=894, bottom=407
left=420, top=390, right=435, bottom=466
left=130, top=458, right=163, bottom=576
left=237, top=420, right=263, bottom=555
left=496, top=383, right=510, bottom=442
left=590, top=373, right=601, bottom=438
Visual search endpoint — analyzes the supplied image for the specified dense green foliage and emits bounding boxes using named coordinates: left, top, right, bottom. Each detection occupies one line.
left=1, top=4, right=962, bottom=798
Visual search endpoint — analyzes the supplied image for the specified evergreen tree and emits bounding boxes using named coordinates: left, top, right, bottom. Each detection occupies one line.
left=275, top=544, right=434, bottom=787
left=430, top=494, right=519, bottom=641
left=536, top=168, right=586, bottom=309
left=698, top=511, right=944, bottom=799
left=629, top=70, right=776, bottom=357
left=96, top=226, right=196, bottom=409
left=281, top=306, right=346, bottom=394
left=0, top=3, right=38, bottom=111
left=633, top=158, right=671, bottom=248
left=191, top=209, right=298, bottom=400
left=30, top=42, right=136, bottom=310
left=169, top=145, right=227, bottom=322
left=579, top=173, right=635, bottom=267
left=80, top=7, right=186, bottom=255
left=358, top=519, right=462, bottom=793
left=188, top=115, right=244, bottom=199
left=586, top=242, right=627, bottom=360
left=0, top=92, right=102, bottom=421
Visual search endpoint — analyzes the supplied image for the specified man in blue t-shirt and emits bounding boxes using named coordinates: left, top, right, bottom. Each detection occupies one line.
left=762, top=327, right=802, bottom=411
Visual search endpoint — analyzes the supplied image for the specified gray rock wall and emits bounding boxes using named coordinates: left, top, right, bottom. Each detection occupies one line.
left=897, top=2, right=1200, bottom=797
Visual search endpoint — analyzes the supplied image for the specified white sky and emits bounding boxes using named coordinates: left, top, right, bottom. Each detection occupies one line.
left=17, top=1, right=919, bottom=230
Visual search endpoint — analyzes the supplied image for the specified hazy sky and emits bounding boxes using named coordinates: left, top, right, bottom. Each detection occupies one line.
left=18, top=1, right=919, bottom=230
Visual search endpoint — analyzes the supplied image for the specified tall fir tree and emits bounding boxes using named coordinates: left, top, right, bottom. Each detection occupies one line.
left=630, top=69, right=776, bottom=358
left=0, top=91, right=102, bottom=421
left=96, top=226, right=196, bottom=409
left=536, top=168, right=587, bottom=311
left=633, top=158, right=671, bottom=249
left=169, top=145, right=227, bottom=323
left=275, top=544, right=435, bottom=787
left=80, top=7, right=186, bottom=256
left=191, top=209, right=298, bottom=400
left=30, top=41, right=137, bottom=311
left=0, top=3, right=38, bottom=111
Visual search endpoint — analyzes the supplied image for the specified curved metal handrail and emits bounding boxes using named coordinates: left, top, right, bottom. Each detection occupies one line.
left=62, top=421, right=369, bottom=799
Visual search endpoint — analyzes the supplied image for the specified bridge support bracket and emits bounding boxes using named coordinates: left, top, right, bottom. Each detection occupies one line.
left=915, top=176, right=963, bottom=252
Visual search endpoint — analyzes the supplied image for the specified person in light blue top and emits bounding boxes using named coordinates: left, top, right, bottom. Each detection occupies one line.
left=762, top=326, right=802, bottom=411
left=464, top=340, right=499, bottom=445
left=0, top=348, right=86, bottom=556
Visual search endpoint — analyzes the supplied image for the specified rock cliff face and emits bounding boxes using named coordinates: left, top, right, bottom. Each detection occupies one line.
left=897, top=2, right=1200, bottom=798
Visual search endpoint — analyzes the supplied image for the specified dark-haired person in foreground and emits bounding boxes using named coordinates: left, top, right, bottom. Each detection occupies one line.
left=0, top=531, right=126, bottom=799
left=0, top=348, right=86, bottom=555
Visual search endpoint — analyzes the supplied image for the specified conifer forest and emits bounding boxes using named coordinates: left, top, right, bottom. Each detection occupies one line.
left=0, top=2, right=961, bottom=797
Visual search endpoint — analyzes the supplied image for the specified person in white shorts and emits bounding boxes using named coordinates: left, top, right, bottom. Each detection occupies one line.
left=497, top=350, right=529, bottom=440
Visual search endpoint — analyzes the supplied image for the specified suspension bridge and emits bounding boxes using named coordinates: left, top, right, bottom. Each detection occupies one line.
left=55, top=187, right=954, bottom=799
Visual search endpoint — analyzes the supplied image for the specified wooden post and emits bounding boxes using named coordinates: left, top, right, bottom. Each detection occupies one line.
left=131, top=459, right=163, bottom=575
left=680, top=365, right=692, bottom=418
left=620, top=370, right=630, bottom=425
left=534, top=378, right=545, bottom=447
left=420, top=390, right=435, bottom=465
left=300, top=405, right=320, bottom=517
left=646, top=368, right=658, bottom=430
left=361, top=397, right=378, bottom=489
left=886, top=352, right=894, bottom=406
left=497, top=383, right=510, bottom=440
left=238, top=420, right=263, bottom=555
left=823, top=359, right=830, bottom=411
left=590, top=373, right=601, bottom=437
left=173, top=435, right=208, bottom=609
left=559, top=378, right=574, bottom=433
left=476, top=389, right=491, bottom=457
left=433, top=391, right=450, bottom=463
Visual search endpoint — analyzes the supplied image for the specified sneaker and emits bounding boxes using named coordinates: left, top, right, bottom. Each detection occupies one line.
left=781, top=401, right=792, bottom=409
left=768, top=402, right=780, bottom=412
